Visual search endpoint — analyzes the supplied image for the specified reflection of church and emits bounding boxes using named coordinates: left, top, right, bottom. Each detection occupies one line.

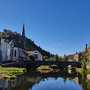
left=0, top=75, right=42, bottom=90
left=0, top=24, right=30, bottom=61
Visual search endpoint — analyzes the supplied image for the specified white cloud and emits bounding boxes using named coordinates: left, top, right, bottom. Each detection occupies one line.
left=53, top=43, right=65, bottom=46
left=53, top=43, right=56, bottom=45
left=48, top=48, right=57, bottom=50
left=58, top=43, right=62, bottom=46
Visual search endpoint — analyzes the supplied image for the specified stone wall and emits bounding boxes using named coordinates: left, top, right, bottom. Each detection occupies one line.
left=1, top=41, right=10, bottom=61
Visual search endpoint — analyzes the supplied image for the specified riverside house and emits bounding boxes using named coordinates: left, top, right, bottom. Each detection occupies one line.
left=27, top=50, right=42, bottom=61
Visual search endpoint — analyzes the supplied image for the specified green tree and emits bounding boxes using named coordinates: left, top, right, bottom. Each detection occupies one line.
left=0, top=34, right=4, bottom=39
left=63, top=54, right=67, bottom=61
left=29, top=54, right=35, bottom=61
left=53, top=54, right=59, bottom=61
left=87, top=46, right=90, bottom=61
left=81, top=49, right=88, bottom=70
left=6, top=39, right=9, bottom=43
left=43, top=56, right=49, bottom=61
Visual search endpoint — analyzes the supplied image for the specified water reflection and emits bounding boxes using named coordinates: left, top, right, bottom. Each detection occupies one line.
left=0, top=71, right=90, bottom=90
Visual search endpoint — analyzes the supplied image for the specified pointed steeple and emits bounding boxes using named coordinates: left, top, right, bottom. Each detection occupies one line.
left=21, top=23, right=25, bottom=37
left=19, top=22, right=26, bottom=50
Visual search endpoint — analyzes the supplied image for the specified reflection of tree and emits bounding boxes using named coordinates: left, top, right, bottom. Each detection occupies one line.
left=54, top=76, right=58, bottom=80
left=82, top=73, right=88, bottom=90
left=63, top=76, right=67, bottom=83
left=87, top=80, right=90, bottom=90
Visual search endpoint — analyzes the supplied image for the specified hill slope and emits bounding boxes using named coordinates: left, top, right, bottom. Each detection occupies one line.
left=5, top=36, right=51, bottom=58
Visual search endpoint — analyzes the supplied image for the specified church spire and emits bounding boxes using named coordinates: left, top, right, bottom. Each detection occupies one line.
left=21, top=23, right=25, bottom=37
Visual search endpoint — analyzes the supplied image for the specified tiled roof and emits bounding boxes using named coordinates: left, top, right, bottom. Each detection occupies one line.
left=27, top=51, right=40, bottom=54
left=27, top=51, right=33, bottom=54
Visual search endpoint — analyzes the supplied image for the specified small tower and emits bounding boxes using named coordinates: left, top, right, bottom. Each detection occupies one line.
left=19, top=23, right=26, bottom=49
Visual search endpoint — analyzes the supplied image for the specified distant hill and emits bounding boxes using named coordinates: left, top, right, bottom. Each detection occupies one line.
left=4, top=35, right=52, bottom=58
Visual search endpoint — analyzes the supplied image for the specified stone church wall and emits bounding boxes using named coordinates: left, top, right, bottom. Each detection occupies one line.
left=1, top=41, right=10, bottom=61
left=12, top=47, right=19, bottom=61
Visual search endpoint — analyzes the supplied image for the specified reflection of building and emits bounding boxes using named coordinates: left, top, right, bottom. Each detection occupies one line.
left=0, top=75, right=42, bottom=90
left=69, top=77, right=79, bottom=85
left=27, top=51, right=42, bottom=61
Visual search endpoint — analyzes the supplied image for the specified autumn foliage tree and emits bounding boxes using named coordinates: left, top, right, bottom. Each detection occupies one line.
left=58, top=57, right=63, bottom=61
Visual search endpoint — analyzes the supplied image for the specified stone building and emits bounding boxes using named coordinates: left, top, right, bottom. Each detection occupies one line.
left=9, top=39, right=29, bottom=61
left=67, top=52, right=83, bottom=62
left=74, top=52, right=82, bottom=62
left=0, top=24, right=30, bottom=61
left=67, top=55, right=74, bottom=61
left=27, top=51, right=42, bottom=61
left=0, top=39, right=11, bottom=61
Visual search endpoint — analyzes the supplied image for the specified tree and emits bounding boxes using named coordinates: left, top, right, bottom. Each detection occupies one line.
left=81, top=48, right=88, bottom=70
left=58, top=56, right=63, bottom=61
left=6, top=39, right=9, bottom=43
left=53, top=54, right=59, bottom=61
left=87, top=46, right=90, bottom=61
left=0, top=34, right=4, bottom=39
left=63, top=54, right=67, bottom=61
left=43, top=56, right=49, bottom=61
left=29, top=54, right=35, bottom=61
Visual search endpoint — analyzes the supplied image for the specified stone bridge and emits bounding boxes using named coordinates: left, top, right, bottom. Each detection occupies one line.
left=1, top=61, right=82, bottom=70
left=25, top=61, right=82, bottom=70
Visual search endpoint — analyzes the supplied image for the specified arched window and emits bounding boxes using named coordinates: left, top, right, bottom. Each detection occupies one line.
left=14, top=50, right=16, bottom=57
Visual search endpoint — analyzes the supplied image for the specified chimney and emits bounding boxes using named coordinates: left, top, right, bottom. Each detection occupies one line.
left=76, top=52, right=77, bottom=54
left=0, top=37, right=1, bottom=43
left=86, top=44, right=87, bottom=50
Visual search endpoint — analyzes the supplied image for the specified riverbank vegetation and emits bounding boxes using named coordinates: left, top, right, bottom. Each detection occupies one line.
left=0, top=66, right=26, bottom=79
left=76, top=46, right=90, bottom=75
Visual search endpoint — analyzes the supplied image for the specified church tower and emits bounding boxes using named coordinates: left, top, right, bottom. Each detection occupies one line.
left=21, top=24, right=25, bottom=37
left=19, top=23, right=26, bottom=49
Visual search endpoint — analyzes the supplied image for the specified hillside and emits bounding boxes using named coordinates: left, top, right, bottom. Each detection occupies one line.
left=4, top=36, right=51, bottom=58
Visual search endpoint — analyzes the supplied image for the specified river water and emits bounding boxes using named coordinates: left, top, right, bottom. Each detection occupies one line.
left=0, top=70, right=90, bottom=90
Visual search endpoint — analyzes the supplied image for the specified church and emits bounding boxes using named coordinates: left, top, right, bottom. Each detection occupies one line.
left=0, top=24, right=30, bottom=61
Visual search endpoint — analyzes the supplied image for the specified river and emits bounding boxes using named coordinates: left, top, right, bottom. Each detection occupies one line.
left=0, top=70, right=90, bottom=90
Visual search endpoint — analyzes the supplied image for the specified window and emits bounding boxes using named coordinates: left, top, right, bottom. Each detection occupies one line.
left=14, top=50, right=16, bottom=57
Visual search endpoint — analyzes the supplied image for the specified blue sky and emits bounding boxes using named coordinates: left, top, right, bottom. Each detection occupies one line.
left=0, top=0, right=90, bottom=57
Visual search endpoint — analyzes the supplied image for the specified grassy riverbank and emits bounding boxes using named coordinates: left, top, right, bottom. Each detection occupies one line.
left=37, top=65, right=59, bottom=73
left=0, top=66, right=27, bottom=79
